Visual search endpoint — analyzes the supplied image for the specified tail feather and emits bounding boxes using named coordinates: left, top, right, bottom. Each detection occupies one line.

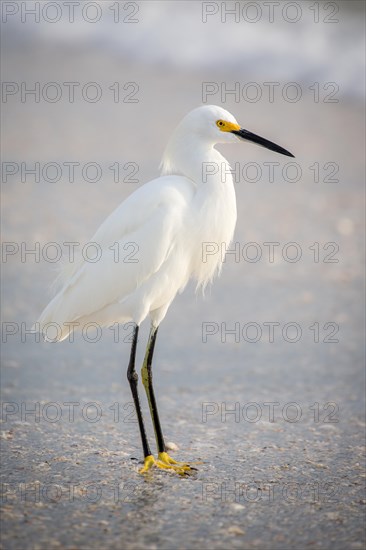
left=35, top=289, right=73, bottom=342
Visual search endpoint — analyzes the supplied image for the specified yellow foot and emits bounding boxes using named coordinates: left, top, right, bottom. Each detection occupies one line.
left=139, top=454, right=156, bottom=474
left=157, top=452, right=196, bottom=475
left=138, top=452, right=200, bottom=475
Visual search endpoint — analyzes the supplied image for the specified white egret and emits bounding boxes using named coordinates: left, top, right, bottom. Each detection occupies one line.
left=36, top=105, right=294, bottom=474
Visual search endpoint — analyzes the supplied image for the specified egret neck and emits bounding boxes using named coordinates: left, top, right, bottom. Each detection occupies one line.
left=161, top=124, right=237, bottom=291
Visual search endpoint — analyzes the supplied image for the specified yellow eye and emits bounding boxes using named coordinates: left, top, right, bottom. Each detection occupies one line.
left=216, top=120, right=241, bottom=133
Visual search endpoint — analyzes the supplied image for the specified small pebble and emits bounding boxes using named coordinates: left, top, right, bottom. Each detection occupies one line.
left=227, top=525, right=245, bottom=536
left=166, top=441, right=179, bottom=451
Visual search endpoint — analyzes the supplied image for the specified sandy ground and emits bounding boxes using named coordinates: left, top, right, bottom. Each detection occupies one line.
left=1, top=13, right=365, bottom=550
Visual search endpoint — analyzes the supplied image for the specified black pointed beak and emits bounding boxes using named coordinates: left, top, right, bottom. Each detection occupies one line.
left=232, top=128, right=294, bottom=158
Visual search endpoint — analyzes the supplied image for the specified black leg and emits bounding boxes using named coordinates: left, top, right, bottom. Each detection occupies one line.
left=141, top=325, right=166, bottom=454
left=127, top=324, right=151, bottom=458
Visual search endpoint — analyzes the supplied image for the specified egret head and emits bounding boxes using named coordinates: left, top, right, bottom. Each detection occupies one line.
left=179, top=105, right=294, bottom=157
left=161, top=105, right=294, bottom=177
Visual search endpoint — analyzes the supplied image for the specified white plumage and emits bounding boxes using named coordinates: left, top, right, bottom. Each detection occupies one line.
left=37, top=105, right=240, bottom=340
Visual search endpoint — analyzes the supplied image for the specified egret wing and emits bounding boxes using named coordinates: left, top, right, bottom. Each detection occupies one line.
left=37, top=176, right=195, bottom=331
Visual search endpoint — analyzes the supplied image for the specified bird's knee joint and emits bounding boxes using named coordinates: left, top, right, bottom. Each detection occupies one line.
left=127, top=369, right=138, bottom=384
left=141, top=365, right=152, bottom=386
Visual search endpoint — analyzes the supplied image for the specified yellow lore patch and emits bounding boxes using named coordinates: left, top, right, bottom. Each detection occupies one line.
left=216, top=119, right=240, bottom=132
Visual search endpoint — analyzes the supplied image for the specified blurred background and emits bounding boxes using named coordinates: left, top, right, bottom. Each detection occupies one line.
left=1, top=1, right=365, bottom=549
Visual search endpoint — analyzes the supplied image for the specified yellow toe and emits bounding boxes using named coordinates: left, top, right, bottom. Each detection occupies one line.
left=138, top=452, right=201, bottom=475
left=139, top=454, right=156, bottom=473
left=157, top=452, right=199, bottom=475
